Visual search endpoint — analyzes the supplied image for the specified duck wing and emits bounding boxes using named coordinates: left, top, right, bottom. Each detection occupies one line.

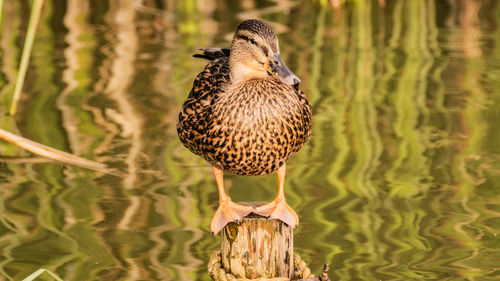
left=177, top=55, right=230, bottom=156
left=193, top=48, right=230, bottom=61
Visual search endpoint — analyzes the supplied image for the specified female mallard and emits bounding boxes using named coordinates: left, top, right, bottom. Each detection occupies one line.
left=177, top=19, right=312, bottom=234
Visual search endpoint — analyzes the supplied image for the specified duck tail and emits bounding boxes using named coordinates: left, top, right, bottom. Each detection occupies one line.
left=193, top=48, right=230, bottom=60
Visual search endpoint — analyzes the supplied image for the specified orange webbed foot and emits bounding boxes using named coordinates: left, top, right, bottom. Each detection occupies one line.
left=210, top=200, right=255, bottom=235
left=253, top=199, right=299, bottom=228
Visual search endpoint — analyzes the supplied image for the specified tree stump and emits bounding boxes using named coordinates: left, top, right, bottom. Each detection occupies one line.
left=220, top=203, right=293, bottom=279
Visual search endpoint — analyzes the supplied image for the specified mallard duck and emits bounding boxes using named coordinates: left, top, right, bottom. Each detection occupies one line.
left=177, top=19, right=312, bottom=235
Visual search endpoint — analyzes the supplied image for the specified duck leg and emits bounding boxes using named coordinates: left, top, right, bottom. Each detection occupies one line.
left=254, top=163, right=299, bottom=228
left=210, top=166, right=255, bottom=235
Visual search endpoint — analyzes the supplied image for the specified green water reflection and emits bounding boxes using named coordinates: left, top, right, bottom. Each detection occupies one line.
left=1, top=0, right=500, bottom=280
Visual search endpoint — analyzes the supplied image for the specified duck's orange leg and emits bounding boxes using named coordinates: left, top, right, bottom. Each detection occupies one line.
left=254, top=163, right=299, bottom=228
left=210, top=166, right=254, bottom=235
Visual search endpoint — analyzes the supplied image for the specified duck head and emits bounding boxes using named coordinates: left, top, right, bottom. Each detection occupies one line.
left=229, top=19, right=301, bottom=88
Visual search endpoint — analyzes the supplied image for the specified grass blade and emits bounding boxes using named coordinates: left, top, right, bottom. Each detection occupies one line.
left=0, top=0, right=4, bottom=24
left=9, top=0, right=44, bottom=115
left=22, top=268, right=64, bottom=281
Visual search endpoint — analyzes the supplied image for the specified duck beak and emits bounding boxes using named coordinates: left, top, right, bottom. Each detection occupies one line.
left=269, top=53, right=301, bottom=88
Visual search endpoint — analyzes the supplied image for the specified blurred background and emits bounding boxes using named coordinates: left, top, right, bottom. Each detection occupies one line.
left=1, top=0, right=500, bottom=280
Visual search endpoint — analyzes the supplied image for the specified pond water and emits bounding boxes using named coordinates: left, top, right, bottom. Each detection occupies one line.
left=1, top=0, right=500, bottom=280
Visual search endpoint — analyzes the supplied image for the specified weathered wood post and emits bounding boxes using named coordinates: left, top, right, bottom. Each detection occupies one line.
left=221, top=213, right=293, bottom=279
left=208, top=202, right=330, bottom=281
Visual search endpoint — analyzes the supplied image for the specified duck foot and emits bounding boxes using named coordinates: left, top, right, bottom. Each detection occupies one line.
left=253, top=198, right=299, bottom=228
left=211, top=200, right=255, bottom=235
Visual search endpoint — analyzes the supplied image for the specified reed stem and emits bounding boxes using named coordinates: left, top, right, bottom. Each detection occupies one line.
left=0, top=128, right=106, bottom=171
left=9, top=0, right=44, bottom=115
left=0, top=0, right=4, bottom=24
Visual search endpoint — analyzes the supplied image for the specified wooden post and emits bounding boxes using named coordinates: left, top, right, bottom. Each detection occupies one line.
left=210, top=203, right=330, bottom=280
left=220, top=205, right=293, bottom=279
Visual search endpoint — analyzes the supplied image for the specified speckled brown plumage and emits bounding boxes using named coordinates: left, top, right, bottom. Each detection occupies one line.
left=177, top=18, right=312, bottom=234
left=177, top=52, right=311, bottom=176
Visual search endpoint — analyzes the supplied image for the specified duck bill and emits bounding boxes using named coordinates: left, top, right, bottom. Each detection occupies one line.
left=271, top=53, right=301, bottom=87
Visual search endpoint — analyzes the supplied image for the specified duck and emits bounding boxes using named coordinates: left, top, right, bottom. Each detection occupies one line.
left=177, top=19, right=312, bottom=235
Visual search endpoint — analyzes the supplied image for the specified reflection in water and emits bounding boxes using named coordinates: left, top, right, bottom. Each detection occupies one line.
left=1, top=0, right=500, bottom=280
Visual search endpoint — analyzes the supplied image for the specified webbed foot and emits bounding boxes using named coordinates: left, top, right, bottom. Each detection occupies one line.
left=253, top=198, right=299, bottom=228
left=211, top=200, right=255, bottom=235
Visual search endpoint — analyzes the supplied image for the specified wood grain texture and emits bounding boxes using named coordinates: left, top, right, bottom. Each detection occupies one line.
left=221, top=213, right=293, bottom=279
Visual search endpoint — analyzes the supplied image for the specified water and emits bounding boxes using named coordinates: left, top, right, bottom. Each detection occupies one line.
left=1, top=0, right=500, bottom=280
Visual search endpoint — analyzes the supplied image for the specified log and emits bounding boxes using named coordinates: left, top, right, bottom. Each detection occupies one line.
left=220, top=203, right=293, bottom=279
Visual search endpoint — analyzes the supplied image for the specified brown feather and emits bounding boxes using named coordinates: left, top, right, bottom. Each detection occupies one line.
left=177, top=20, right=311, bottom=176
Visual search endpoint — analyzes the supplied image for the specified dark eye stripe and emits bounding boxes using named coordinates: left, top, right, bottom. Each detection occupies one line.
left=236, top=34, right=258, bottom=45
left=235, top=34, right=268, bottom=55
